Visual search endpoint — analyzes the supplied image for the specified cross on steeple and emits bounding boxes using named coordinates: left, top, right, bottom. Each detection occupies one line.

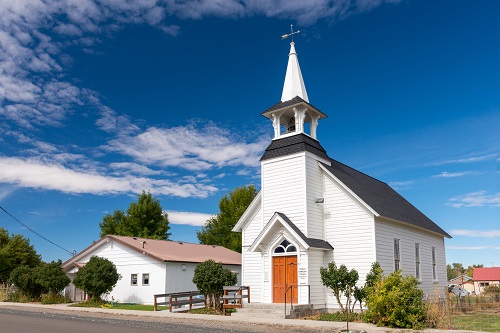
left=281, top=24, right=300, bottom=42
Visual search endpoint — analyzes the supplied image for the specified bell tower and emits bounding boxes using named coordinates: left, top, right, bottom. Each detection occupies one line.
left=261, top=31, right=327, bottom=140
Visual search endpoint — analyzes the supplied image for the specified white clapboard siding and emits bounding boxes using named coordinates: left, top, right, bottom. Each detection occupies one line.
left=241, top=206, right=264, bottom=302
left=308, top=250, right=326, bottom=307
left=262, top=154, right=306, bottom=231
left=323, top=174, right=376, bottom=309
left=84, top=240, right=166, bottom=304
left=305, top=154, right=325, bottom=239
left=375, top=218, right=447, bottom=296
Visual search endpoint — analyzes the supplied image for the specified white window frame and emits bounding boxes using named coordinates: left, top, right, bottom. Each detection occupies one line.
left=131, top=273, right=138, bottom=286
left=394, top=239, right=400, bottom=272
left=142, top=273, right=150, bottom=286
left=415, top=243, right=420, bottom=280
left=431, top=247, right=437, bottom=280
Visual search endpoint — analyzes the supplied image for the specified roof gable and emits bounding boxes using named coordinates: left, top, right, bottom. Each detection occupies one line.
left=320, top=159, right=451, bottom=238
left=249, top=212, right=332, bottom=252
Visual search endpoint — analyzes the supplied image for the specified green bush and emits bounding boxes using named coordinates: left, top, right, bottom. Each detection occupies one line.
left=72, top=256, right=121, bottom=301
left=41, top=292, right=72, bottom=304
left=9, top=265, right=46, bottom=301
left=364, top=270, right=426, bottom=329
left=192, top=259, right=237, bottom=311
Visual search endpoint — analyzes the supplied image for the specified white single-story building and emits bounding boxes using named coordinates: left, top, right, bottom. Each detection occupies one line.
left=62, top=235, right=241, bottom=304
left=232, top=40, right=451, bottom=311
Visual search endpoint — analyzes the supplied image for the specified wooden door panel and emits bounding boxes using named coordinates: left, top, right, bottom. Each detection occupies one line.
left=273, top=255, right=297, bottom=303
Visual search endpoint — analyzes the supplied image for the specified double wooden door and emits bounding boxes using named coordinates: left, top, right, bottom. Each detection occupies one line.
left=272, top=255, right=298, bottom=303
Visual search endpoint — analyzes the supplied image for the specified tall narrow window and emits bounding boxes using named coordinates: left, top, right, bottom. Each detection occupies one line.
left=431, top=247, right=437, bottom=280
left=415, top=243, right=420, bottom=279
left=394, top=239, right=400, bottom=272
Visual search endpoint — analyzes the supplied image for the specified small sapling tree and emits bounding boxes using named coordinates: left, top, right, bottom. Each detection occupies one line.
left=192, top=259, right=237, bottom=311
left=320, top=261, right=359, bottom=314
left=72, top=256, right=121, bottom=301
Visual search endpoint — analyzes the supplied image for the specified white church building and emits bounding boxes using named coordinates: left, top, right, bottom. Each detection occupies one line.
left=232, top=40, right=450, bottom=311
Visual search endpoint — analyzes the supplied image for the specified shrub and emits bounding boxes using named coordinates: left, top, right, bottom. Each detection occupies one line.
left=320, top=262, right=359, bottom=314
left=364, top=270, right=426, bottom=329
left=37, top=260, right=70, bottom=297
left=319, top=311, right=364, bottom=322
left=72, top=256, right=121, bottom=301
left=41, top=292, right=72, bottom=304
left=9, top=265, right=46, bottom=301
left=192, top=259, right=237, bottom=311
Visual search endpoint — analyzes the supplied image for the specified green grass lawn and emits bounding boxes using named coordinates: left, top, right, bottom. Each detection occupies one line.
left=70, top=300, right=168, bottom=311
left=452, top=313, right=500, bottom=333
left=110, top=304, right=168, bottom=311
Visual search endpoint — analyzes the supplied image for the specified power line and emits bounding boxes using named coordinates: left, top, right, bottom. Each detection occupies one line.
left=0, top=205, right=75, bottom=257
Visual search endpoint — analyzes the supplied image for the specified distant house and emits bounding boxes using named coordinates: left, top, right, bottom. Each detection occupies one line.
left=473, top=267, right=500, bottom=294
left=62, top=235, right=241, bottom=304
left=448, top=275, right=474, bottom=293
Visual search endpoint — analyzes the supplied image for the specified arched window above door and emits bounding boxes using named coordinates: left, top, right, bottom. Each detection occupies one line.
left=274, top=239, right=297, bottom=254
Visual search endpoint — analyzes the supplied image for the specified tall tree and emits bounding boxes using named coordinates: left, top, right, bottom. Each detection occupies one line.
left=0, top=227, right=41, bottom=283
left=466, top=264, right=483, bottom=277
left=197, top=185, right=257, bottom=253
left=99, top=191, right=171, bottom=240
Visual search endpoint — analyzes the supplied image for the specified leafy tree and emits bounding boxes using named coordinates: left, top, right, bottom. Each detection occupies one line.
left=192, top=259, right=237, bottom=310
left=364, top=270, right=426, bottom=329
left=0, top=228, right=41, bottom=283
left=99, top=191, right=170, bottom=240
left=37, top=260, right=70, bottom=296
left=466, top=264, right=483, bottom=277
left=197, top=185, right=257, bottom=253
left=446, top=264, right=457, bottom=281
left=72, top=256, right=121, bottom=301
left=320, top=262, right=359, bottom=314
left=9, top=265, right=46, bottom=300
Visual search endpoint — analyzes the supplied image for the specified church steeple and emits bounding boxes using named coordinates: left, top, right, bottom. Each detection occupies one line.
left=281, top=42, right=309, bottom=103
left=261, top=32, right=327, bottom=140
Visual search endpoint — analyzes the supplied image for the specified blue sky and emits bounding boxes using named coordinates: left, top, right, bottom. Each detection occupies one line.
left=0, top=0, right=498, bottom=268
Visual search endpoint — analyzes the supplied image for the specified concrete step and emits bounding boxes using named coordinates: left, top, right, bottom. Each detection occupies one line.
left=230, top=303, right=292, bottom=319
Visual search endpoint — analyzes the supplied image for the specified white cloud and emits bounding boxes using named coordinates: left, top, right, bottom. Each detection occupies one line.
left=447, top=191, right=500, bottom=208
left=103, top=123, right=269, bottom=171
left=433, top=171, right=475, bottom=178
left=449, top=229, right=500, bottom=238
left=433, top=153, right=498, bottom=166
left=388, top=180, right=414, bottom=189
left=167, top=210, right=213, bottom=226
left=0, top=156, right=217, bottom=198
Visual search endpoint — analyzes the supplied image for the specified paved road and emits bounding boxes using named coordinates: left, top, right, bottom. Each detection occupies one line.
left=0, top=307, right=331, bottom=333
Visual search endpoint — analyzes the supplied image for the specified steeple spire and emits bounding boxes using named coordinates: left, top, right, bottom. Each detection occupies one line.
left=281, top=37, right=309, bottom=102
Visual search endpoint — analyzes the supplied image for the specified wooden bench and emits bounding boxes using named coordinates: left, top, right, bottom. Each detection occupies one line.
left=222, top=286, right=250, bottom=315
left=154, top=291, right=206, bottom=312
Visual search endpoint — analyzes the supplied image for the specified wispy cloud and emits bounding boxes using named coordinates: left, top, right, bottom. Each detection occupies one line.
left=447, top=191, right=500, bottom=208
left=449, top=229, right=500, bottom=238
left=432, top=154, right=498, bottom=166
left=103, top=123, right=269, bottom=171
left=447, top=245, right=500, bottom=250
left=167, top=211, right=213, bottom=226
left=388, top=180, right=414, bottom=189
left=433, top=171, right=478, bottom=178
left=0, top=157, right=217, bottom=198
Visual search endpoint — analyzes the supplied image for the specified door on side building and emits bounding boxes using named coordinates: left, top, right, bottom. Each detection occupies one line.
left=272, top=255, right=298, bottom=303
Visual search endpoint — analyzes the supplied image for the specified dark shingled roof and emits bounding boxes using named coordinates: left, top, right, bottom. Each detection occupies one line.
left=321, top=160, right=451, bottom=238
left=261, top=96, right=327, bottom=118
left=260, top=133, right=329, bottom=161
left=276, top=212, right=334, bottom=250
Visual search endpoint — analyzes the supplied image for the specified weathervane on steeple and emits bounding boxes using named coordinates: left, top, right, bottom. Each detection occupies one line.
left=281, top=24, right=300, bottom=42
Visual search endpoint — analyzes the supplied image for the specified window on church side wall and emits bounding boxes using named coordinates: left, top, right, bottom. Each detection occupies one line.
left=274, top=239, right=297, bottom=254
left=394, top=239, right=400, bottom=272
